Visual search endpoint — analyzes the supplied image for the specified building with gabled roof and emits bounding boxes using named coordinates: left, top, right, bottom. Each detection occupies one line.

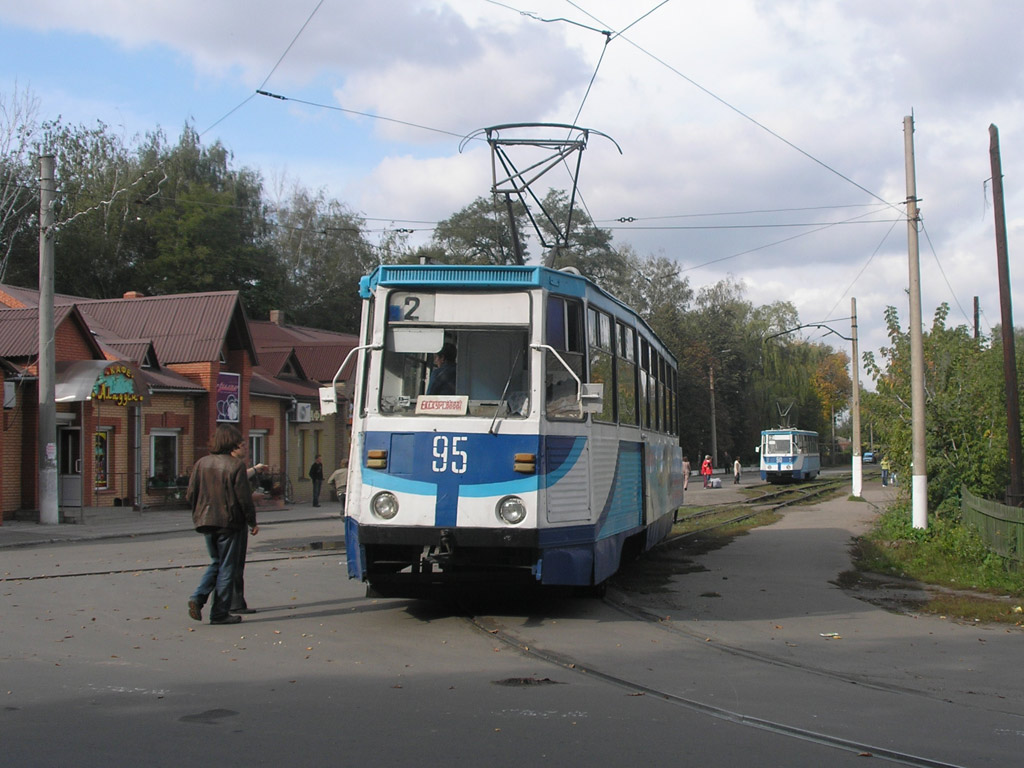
left=0, top=285, right=353, bottom=522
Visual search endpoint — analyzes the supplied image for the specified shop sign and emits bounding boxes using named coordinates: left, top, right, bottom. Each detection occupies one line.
left=216, top=372, right=241, bottom=422
left=92, top=363, right=145, bottom=406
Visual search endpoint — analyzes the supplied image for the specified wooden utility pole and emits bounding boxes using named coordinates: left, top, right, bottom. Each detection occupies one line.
left=989, top=124, right=1024, bottom=506
left=904, top=116, right=928, bottom=529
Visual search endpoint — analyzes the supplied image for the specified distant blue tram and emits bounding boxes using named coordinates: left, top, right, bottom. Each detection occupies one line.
left=759, top=428, right=820, bottom=483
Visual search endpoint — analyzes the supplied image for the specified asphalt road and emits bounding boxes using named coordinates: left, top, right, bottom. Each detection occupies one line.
left=2, top=483, right=1021, bottom=767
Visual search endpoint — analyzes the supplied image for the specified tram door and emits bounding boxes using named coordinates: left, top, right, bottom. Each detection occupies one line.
left=58, top=427, right=83, bottom=507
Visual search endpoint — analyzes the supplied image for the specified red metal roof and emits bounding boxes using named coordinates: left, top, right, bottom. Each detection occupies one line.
left=0, top=305, right=103, bottom=360
left=1, top=284, right=256, bottom=365
left=75, top=291, right=256, bottom=365
left=250, top=320, right=358, bottom=382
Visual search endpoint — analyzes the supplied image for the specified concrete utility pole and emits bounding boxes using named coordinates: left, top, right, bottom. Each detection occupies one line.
left=989, top=124, right=1024, bottom=506
left=851, top=298, right=862, bottom=498
left=38, top=154, right=59, bottom=525
left=904, top=116, right=928, bottom=529
left=709, top=364, right=718, bottom=469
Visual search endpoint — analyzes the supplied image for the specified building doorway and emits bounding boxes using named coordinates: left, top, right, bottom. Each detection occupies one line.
left=58, top=427, right=83, bottom=507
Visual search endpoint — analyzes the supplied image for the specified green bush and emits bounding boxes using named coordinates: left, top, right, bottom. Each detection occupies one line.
left=861, top=503, right=1024, bottom=595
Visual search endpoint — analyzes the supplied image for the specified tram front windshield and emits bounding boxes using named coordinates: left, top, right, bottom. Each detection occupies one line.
left=379, top=327, right=530, bottom=417
left=764, top=434, right=793, bottom=455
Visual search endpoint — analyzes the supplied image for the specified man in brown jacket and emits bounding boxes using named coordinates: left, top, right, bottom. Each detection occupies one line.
left=186, top=424, right=258, bottom=625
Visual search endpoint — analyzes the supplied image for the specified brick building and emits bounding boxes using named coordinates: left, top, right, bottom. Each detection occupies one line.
left=0, top=285, right=356, bottom=522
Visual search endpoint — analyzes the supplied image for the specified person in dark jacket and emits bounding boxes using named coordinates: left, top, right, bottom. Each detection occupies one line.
left=427, top=343, right=457, bottom=395
left=309, top=454, right=324, bottom=507
left=186, top=424, right=258, bottom=625
left=231, top=459, right=266, bottom=615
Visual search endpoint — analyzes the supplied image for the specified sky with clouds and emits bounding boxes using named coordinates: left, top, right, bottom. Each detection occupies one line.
left=2, top=0, right=1023, bottom=376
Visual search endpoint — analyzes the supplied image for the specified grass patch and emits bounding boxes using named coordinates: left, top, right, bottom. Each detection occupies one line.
left=672, top=507, right=780, bottom=537
left=855, top=501, right=1024, bottom=625
left=925, top=595, right=1024, bottom=625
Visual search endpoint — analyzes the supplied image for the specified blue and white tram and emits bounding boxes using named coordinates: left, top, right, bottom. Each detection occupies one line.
left=759, top=428, right=821, bottom=483
left=340, top=264, right=684, bottom=597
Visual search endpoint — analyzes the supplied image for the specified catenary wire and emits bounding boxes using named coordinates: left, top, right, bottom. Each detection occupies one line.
left=560, top=0, right=898, bottom=213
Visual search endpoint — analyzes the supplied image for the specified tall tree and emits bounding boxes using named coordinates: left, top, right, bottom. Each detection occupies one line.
left=268, top=182, right=377, bottom=331
left=863, top=302, right=1020, bottom=508
left=42, top=118, right=149, bottom=298
left=134, top=125, right=285, bottom=317
left=430, top=195, right=528, bottom=265
left=0, top=85, right=39, bottom=285
left=534, top=189, right=628, bottom=285
left=813, top=349, right=852, bottom=460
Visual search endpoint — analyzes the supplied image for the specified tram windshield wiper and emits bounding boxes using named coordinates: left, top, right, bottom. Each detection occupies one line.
left=489, top=348, right=524, bottom=435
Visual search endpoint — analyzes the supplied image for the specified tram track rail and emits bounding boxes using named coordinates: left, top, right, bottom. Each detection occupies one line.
left=466, top=612, right=967, bottom=768
left=670, top=476, right=850, bottom=540
left=457, top=476, right=980, bottom=767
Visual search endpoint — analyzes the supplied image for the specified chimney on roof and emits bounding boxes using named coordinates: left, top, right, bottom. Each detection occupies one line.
left=123, top=291, right=145, bottom=299
left=270, top=310, right=285, bottom=326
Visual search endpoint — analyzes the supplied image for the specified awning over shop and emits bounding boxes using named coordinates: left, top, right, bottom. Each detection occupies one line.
left=55, top=359, right=151, bottom=405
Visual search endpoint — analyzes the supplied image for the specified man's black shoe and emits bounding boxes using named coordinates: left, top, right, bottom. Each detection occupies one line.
left=188, top=599, right=202, bottom=622
left=210, top=614, right=243, bottom=625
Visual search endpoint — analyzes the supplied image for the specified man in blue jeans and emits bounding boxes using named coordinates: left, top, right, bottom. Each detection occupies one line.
left=186, top=424, right=258, bottom=625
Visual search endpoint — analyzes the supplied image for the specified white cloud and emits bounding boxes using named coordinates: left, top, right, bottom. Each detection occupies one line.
left=3, top=0, right=1024, bottom=374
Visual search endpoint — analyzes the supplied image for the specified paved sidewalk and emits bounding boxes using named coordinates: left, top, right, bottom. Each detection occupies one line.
left=2, top=468, right=888, bottom=549
left=0, top=500, right=345, bottom=549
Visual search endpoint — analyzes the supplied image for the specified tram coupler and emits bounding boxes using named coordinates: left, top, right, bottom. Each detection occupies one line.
left=423, top=529, right=456, bottom=569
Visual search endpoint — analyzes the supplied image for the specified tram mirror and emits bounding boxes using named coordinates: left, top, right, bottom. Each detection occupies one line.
left=387, top=327, right=445, bottom=353
left=318, top=386, right=337, bottom=416
left=580, top=383, right=604, bottom=414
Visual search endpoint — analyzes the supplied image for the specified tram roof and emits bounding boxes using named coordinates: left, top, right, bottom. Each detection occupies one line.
left=362, top=264, right=589, bottom=296
left=361, top=264, right=676, bottom=364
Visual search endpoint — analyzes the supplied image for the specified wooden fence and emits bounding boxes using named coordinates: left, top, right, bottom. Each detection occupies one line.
left=961, top=485, right=1024, bottom=561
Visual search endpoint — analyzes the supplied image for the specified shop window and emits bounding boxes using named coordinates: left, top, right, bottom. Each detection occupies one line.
left=248, top=432, right=266, bottom=466
left=94, top=429, right=111, bottom=490
left=150, top=430, right=180, bottom=487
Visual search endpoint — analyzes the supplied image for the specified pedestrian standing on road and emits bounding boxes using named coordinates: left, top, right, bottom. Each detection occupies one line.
left=186, top=424, right=258, bottom=626
left=327, top=459, right=348, bottom=517
left=701, top=455, right=713, bottom=488
left=733, top=457, right=742, bottom=484
left=880, top=456, right=891, bottom=487
left=231, top=459, right=266, bottom=615
left=309, top=454, right=324, bottom=507
left=682, top=456, right=690, bottom=492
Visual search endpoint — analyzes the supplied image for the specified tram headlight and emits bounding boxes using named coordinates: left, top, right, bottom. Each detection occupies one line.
left=496, top=495, right=527, bottom=525
left=371, top=491, right=399, bottom=520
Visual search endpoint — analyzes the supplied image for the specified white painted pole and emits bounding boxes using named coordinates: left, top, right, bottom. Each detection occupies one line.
left=904, top=116, right=928, bottom=529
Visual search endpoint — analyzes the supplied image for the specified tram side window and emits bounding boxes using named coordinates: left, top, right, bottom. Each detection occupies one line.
left=545, top=296, right=585, bottom=421
left=669, top=367, right=678, bottom=435
left=357, top=295, right=376, bottom=418
left=648, top=352, right=660, bottom=432
left=616, top=322, right=638, bottom=426
left=639, top=339, right=651, bottom=429
left=659, top=355, right=669, bottom=433
left=587, top=307, right=616, bottom=423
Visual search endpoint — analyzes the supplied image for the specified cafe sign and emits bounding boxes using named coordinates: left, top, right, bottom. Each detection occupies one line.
left=92, top=363, right=146, bottom=406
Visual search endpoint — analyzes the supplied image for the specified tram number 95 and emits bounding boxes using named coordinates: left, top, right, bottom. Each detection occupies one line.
left=432, top=435, right=468, bottom=474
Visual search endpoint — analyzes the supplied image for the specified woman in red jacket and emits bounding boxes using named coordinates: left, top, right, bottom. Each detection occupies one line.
left=700, top=455, right=713, bottom=488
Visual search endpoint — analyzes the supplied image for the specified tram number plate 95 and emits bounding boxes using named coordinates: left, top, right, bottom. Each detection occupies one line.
left=432, top=435, right=468, bottom=474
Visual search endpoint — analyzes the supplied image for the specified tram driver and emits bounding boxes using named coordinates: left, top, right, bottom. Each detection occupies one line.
left=427, top=342, right=457, bottom=395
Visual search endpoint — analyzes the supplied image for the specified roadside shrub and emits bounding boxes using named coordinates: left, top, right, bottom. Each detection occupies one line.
left=861, top=502, right=1024, bottom=594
